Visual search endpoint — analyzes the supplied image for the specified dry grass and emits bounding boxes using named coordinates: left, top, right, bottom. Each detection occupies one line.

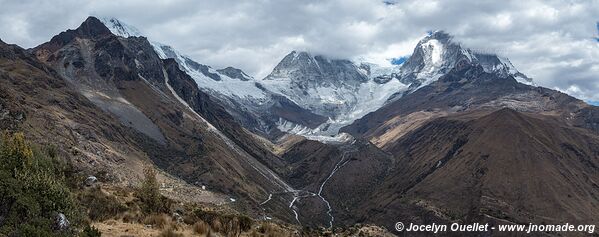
left=143, top=213, right=172, bottom=229
left=79, top=187, right=129, bottom=222
left=192, top=220, right=210, bottom=235
left=158, top=228, right=184, bottom=237
left=210, top=218, right=222, bottom=233
left=255, top=222, right=290, bottom=237
left=122, top=211, right=141, bottom=223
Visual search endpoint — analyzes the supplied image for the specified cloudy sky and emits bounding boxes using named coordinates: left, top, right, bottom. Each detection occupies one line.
left=1, top=0, right=598, bottom=103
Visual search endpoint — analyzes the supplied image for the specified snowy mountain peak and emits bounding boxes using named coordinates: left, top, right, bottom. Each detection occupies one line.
left=261, top=51, right=408, bottom=135
left=398, top=31, right=533, bottom=87
left=97, top=17, right=143, bottom=38
left=266, top=50, right=367, bottom=84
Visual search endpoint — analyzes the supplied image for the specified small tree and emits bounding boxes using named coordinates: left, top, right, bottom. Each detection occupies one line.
left=1, top=132, right=33, bottom=173
left=138, top=167, right=162, bottom=213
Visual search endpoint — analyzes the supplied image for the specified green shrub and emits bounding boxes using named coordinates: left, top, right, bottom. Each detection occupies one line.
left=136, top=167, right=167, bottom=213
left=0, top=132, right=84, bottom=236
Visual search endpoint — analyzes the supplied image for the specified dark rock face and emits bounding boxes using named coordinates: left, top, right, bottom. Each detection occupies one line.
left=36, top=26, right=168, bottom=143
left=573, top=106, right=599, bottom=134
left=0, top=37, right=158, bottom=182
left=217, top=66, right=252, bottom=81
left=33, top=17, right=112, bottom=61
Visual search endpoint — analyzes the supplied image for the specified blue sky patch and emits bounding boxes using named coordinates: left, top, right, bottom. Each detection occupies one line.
left=588, top=101, right=599, bottom=106
left=390, top=56, right=409, bottom=65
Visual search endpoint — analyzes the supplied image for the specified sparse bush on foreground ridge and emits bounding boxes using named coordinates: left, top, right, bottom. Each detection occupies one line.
left=0, top=132, right=87, bottom=236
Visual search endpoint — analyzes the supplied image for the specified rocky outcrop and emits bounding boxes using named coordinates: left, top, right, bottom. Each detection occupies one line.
left=217, top=66, right=253, bottom=81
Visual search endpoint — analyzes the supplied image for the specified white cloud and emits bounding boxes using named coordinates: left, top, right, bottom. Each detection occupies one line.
left=0, top=0, right=597, bottom=101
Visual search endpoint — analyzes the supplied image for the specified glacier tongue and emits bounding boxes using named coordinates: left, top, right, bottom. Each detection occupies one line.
left=276, top=118, right=355, bottom=143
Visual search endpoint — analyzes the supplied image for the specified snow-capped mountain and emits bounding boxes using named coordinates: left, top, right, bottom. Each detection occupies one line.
left=262, top=51, right=402, bottom=117
left=266, top=33, right=536, bottom=139
left=261, top=51, right=408, bottom=137
left=97, top=17, right=536, bottom=142
left=397, top=31, right=534, bottom=89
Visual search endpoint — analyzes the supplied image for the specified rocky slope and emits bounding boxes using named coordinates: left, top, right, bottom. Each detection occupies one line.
left=358, top=108, right=599, bottom=234
left=0, top=38, right=152, bottom=184
left=284, top=41, right=599, bottom=230
left=29, top=17, right=297, bottom=219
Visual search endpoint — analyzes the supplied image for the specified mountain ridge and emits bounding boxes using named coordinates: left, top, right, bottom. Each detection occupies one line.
left=92, top=17, right=543, bottom=143
left=28, top=17, right=299, bottom=220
